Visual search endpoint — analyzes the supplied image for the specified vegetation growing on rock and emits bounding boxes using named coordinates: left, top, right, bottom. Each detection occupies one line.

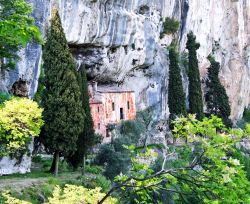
left=186, top=32, right=204, bottom=120
left=162, top=17, right=180, bottom=35
left=168, top=45, right=186, bottom=119
left=205, top=55, right=231, bottom=126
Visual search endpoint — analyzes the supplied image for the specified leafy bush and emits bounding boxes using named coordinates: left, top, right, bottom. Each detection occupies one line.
left=95, top=175, right=111, bottom=193
left=42, top=160, right=52, bottom=171
left=162, top=17, right=179, bottom=35
left=95, top=143, right=130, bottom=179
left=47, top=185, right=116, bottom=204
left=243, top=108, right=250, bottom=123
left=0, top=92, right=10, bottom=104
left=237, top=108, right=250, bottom=128
left=32, top=155, right=43, bottom=163
left=109, top=115, right=250, bottom=204
left=234, top=149, right=250, bottom=181
left=85, top=165, right=102, bottom=174
left=95, top=111, right=150, bottom=179
left=1, top=192, right=31, bottom=204
left=1, top=185, right=116, bottom=204
left=0, top=97, right=44, bottom=156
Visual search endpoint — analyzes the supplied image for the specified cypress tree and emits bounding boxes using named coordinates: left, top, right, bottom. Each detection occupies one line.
left=186, top=32, right=204, bottom=120
left=206, top=55, right=231, bottom=126
left=41, top=10, right=84, bottom=176
left=168, top=46, right=186, bottom=119
left=68, top=66, right=95, bottom=173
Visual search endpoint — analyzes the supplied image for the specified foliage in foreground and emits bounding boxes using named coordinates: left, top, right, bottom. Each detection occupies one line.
left=0, top=97, right=43, bottom=156
left=205, top=55, right=231, bottom=127
left=99, top=115, right=250, bottom=204
left=95, top=112, right=147, bottom=179
left=41, top=10, right=84, bottom=175
left=1, top=185, right=116, bottom=204
left=0, top=0, right=42, bottom=69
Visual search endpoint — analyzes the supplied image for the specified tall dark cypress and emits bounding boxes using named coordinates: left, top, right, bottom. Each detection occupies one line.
left=168, top=46, right=186, bottom=119
left=68, top=66, right=95, bottom=173
left=186, top=32, right=204, bottom=120
left=41, top=10, right=84, bottom=176
left=206, top=55, right=231, bottom=126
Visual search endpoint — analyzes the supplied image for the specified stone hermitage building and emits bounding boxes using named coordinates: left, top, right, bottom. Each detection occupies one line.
left=88, top=81, right=136, bottom=143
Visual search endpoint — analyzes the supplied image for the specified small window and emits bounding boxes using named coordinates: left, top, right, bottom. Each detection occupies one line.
left=98, top=123, right=100, bottom=129
left=112, top=102, right=115, bottom=111
left=97, top=106, right=100, bottom=113
left=106, top=129, right=110, bottom=137
left=120, top=108, right=124, bottom=120
left=127, top=101, right=130, bottom=110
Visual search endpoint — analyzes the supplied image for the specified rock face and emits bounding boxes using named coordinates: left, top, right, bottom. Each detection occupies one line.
left=0, top=155, right=32, bottom=175
left=0, top=141, right=33, bottom=175
left=1, top=0, right=250, bottom=119
left=165, top=0, right=250, bottom=121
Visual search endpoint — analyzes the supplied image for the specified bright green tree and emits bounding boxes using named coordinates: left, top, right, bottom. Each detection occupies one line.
left=0, top=97, right=43, bottom=156
left=0, top=0, right=42, bottom=69
left=186, top=32, right=204, bottom=120
left=41, top=10, right=84, bottom=176
left=99, top=115, right=250, bottom=204
left=206, top=55, right=232, bottom=127
left=68, top=67, right=95, bottom=173
left=168, top=46, right=186, bottom=119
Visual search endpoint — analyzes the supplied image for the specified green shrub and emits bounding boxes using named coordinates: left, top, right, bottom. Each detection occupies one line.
left=162, top=17, right=179, bottom=35
left=95, top=110, right=150, bottom=179
left=243, top=108, right=250, bottom=123
left=47, top=177, right=60, bottom=185
left=41, top=184, right=55, bottom=199
left=0, top=92, right=10, bottom=104
left=85, top=165, right=102, bottom=174
left=42, top=160, right=52, bottom=171
left=0, top=97, right=44, bottom=157
left=234, top=149, right=250, bottom=181
left=95, top=143, right=130, bottom=179
left=32, top=155, right=43, bottom=163
left=236, top=108, right=250, bottom=128
left=95, top=175, right=111, bottom=193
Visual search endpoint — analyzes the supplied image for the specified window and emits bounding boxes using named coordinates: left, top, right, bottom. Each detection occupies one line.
left=112, top=102, right=115, bottom=111
left=98, top=123, right=100, bottom=129
left=127, top=101, right=130, bottom=110
left=97, top=106, right=99, bottom=113
left=106, top=129, right=110, bottom=137
left=120, top=108, right=124, bottom=120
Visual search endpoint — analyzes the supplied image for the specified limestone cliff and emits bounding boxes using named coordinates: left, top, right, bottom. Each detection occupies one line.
left=1, top=0, right=250, bottom=122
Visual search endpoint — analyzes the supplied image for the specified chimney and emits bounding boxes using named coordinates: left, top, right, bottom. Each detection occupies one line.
left=88, top=82, right=93, bottom=98
left=92, top=81, right=97, bottom=94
